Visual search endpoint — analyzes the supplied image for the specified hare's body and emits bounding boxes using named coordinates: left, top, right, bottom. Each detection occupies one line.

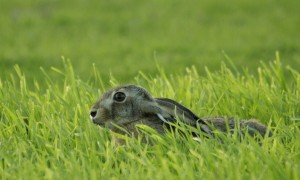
left=203, top=117, right=270, bottom=137
left=90, top=85, right=271, bottom=139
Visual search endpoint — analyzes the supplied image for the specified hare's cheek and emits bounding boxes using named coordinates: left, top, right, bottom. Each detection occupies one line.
left=112, top=103, right=131, bottom=118
left=97, top=108, right=112, bottom=122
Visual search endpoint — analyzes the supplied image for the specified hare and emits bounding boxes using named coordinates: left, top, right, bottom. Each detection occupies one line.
left=90, top=85, right=271, bottom=140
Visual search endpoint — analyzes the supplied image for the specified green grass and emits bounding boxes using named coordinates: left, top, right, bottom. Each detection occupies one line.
left=1, top=0, right=300, bottom=179
left=1, top=57, right=299, bottom=179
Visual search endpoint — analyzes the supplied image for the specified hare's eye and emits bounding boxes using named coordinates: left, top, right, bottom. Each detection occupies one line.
left=113, top=92, right=126, bottom=102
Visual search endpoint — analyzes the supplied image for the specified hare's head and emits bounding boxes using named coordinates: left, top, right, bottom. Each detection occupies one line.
left=90, top=85, right=162, bottom=129
left=90, top=85, right=212, bottom=134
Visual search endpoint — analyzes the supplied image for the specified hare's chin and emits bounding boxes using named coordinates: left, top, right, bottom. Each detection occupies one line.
left=91, top=119, right=105, bottom=126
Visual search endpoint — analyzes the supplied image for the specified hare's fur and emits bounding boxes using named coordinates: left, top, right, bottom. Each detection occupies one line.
left=90, top=85, right=271, bottom=139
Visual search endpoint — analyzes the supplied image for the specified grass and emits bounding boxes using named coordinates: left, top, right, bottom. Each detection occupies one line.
left=1, top=0, right=299, bottom=178
left=1, top=57, right=299, bottom=179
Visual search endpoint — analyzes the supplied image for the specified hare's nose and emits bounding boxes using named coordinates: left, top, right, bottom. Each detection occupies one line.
left=90, top=110, right=97, bottom=119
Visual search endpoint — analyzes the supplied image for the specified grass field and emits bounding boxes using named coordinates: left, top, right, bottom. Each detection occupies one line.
left=1, top=58, right=300, bottom=179
left=1, top=0, right=300, bottom=179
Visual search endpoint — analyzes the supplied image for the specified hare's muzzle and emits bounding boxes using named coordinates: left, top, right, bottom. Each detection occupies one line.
left=90, top=109, right=98, bottom=121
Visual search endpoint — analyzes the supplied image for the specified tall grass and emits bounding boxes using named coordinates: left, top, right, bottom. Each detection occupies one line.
left=0, top=56, right=299, bottom=179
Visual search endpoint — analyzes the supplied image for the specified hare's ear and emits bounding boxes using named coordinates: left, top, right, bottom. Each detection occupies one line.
left=137, top=99, right=175, bottom=123
left=155, top=98, right=213, bottom=135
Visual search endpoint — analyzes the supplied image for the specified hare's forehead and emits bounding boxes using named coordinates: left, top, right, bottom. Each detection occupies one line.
left=114, top=86, right=150, bottom=97
left=101, top=86, right=151, bottom=100
left=124, top=87, right=153, bottom=100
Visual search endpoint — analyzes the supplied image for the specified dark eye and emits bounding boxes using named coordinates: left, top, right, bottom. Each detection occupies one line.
left=113, top=92, right=126, bottom=102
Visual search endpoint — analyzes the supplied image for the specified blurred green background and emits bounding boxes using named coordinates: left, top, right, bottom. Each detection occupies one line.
left=1, top=0, right=299, bottom=83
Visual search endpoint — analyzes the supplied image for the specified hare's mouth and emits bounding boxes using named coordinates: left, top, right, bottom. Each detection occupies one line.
left=91, top=119, right=105, bottom=126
